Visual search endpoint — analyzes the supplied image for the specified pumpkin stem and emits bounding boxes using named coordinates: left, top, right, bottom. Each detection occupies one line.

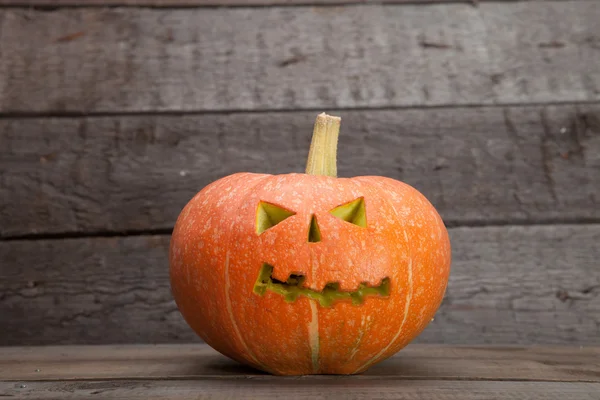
left=305, top=113, right=341, bottom=177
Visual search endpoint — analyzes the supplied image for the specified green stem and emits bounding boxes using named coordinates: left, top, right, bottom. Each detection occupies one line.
left=305, top=113, right=341, bottom=177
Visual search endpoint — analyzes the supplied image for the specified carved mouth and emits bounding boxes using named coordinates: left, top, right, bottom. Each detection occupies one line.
left=253, top=263, right=391, bottom=307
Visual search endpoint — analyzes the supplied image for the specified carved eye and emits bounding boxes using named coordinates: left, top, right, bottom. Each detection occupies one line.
left=256, top=202, right=296, bottom=234
left=329, top=197, right=367, bottom=228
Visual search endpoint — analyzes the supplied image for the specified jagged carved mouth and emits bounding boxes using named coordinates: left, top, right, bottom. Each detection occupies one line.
left=253, top=263, right=391, bottom=307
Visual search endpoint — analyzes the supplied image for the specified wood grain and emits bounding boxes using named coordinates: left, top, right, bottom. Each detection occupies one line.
left=1, top=379, right=599, bottom=399
left=0, top=1, right=599, bottom=113
left=1, top=225, right=599, bottom=346
left=1, top=344, right=599, bottom=382
left=2, top=104, right=599, bottom=237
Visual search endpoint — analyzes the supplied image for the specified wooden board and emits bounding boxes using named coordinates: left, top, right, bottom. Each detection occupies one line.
left=2, top=379, right=600, bottom=399
left=2, top=344, right=599, bottom=399
left=0, top=1, right=599, bottom=113
left=2, top=104, right=599, bottom=238
left=2, top=344, right=599, bottom=382
left=1, top=225, right=599, bottom=346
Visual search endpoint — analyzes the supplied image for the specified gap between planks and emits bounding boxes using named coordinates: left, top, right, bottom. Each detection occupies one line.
left=3, top=221, right=600, bottom=242
left=1, top=376, right=599, bottom=383
left=2, top=100, right=600, bottom=120
left=0, top=0, right=581, bottom=10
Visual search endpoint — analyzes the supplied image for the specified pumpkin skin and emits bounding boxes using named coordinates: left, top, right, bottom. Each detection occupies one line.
left=170, top=171, right=451, bottom=375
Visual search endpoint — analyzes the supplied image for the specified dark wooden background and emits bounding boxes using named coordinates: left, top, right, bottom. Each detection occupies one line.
left=1, top=0, right=599, bottom=346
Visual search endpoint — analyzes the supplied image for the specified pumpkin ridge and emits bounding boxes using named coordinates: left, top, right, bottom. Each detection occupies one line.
left=352, top=178, right=415, bottom=373
left=223, top=173, right=272, bottom=371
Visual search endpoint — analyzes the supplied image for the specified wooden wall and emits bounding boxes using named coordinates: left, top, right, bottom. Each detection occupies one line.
left=1, top=0, right=599, bottom=345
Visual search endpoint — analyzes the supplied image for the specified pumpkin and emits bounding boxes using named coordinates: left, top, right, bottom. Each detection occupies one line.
left=170, top=113, right=451, bottom=375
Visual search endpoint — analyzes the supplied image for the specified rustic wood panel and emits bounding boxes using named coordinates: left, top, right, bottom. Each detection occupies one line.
left=2, top=379, right=599, bottom=399
left=1, top=1, right=599, bottom=113
left=2, top=105, right=599, bottom=237
left=2, top=344, right=599, bottom=382
left=1, top=225, right=598, bottom=346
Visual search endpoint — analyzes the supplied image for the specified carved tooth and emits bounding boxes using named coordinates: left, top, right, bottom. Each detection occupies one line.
left=351, top=292, right=364, bottom=306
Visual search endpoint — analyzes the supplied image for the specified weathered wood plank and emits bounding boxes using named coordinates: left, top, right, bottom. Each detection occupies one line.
left=1, top=344, right=599, bottom=382
left=423, top=225, right=600, bottom=346
left=1, top=1, right=599, bottom=113
left=1, top=379, right=599, bottom=399
left=1, top=225, right=598, bottom=346
left=2, top=105, right=599, bottom=237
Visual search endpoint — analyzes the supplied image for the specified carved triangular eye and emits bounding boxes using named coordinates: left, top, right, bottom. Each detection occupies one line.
left=256, top=202, right=296, bottom=234
left=329, top=197, right=367, bottom=228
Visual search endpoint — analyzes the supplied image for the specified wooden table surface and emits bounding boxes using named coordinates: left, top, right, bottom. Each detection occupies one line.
left=1, top=0, right=600, bottom=349
left=1, top=344, right=599, bottom=399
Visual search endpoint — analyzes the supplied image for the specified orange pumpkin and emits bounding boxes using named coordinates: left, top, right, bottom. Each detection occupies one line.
left=170, top=113, right=451, bottom=375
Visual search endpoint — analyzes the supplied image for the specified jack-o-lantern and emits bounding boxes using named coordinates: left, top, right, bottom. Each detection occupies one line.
left=170, top=113, right=451, bottom=375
